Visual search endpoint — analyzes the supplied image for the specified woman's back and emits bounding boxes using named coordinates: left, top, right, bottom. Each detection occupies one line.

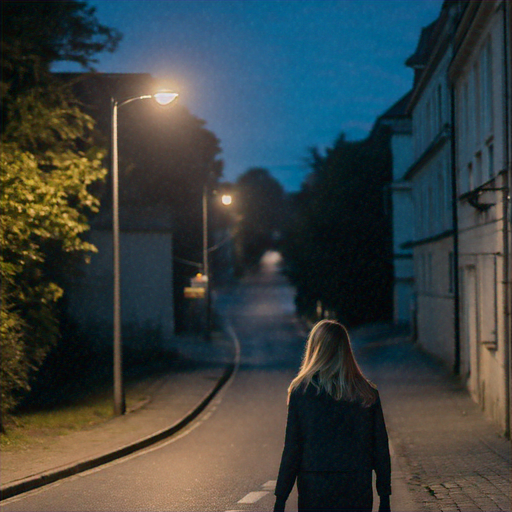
left=290, top=384, right=381, bottom=472
left=274, top=320, right=392, bottom=512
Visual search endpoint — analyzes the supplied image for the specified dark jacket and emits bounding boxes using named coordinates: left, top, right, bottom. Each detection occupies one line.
left=275, top=383, right=391, bottom=503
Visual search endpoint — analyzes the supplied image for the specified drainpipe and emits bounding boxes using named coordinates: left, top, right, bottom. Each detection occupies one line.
left=502, top=0, right=511, bottom=439
left=450, top=84, right=461, bottom=377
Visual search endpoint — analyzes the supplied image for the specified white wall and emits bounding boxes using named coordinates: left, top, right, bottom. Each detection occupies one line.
left=408, top=34, right=456, bottom=360
left=451, top=0, right=509, bottom=431
left=67, top=229, right=175, bottom=351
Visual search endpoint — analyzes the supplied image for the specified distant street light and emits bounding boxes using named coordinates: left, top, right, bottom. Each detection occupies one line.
left=203, top=188, right=233, bottom=337
left=111, top=90, right=178, bottom=416
left=221, top=194, right=233, bottom=206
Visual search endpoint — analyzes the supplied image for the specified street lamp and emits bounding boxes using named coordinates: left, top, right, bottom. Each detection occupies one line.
left=111, top=90, right=178, bottom=416
left=221, top=194, right=233, bottom=206
left=202, top=188, right=233, bottom=337
left=203, top=184, right=210, bottom=337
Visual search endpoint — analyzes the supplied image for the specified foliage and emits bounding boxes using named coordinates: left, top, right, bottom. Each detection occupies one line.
left=0, top=114, right=107, bottom=422
left=281, top=130, right=394, bottom=326
left=232, top=167, right=287, bottom=273
left=0, top=1, right=118, bottom=424
left=1, top=1, right=121, bottom=80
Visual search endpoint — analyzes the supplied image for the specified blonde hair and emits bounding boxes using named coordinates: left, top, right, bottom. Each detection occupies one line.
left=288, top=320, right=377, bottom=407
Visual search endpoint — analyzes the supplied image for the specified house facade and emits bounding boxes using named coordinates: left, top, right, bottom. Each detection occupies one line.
left=448, top=0, right=511, bottom=433
left=66, top=205, right=175, bottom=351
left=393, top=0, right=511, bottom=435
left=404, top=3, right=460, bottom=366
left=376, top=93, right=415, bottom=326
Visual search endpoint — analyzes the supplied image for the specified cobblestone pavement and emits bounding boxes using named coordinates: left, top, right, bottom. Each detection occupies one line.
left=352, top=326, right=511, bottom=512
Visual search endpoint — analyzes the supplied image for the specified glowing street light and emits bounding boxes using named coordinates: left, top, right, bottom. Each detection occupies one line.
left=111, top=90, right=178, bottom=416
left=203, top=189, right=233, bottom=337
left=154, top=91, right=179, bottom=105
left=221, top=194, right=233, bottom=206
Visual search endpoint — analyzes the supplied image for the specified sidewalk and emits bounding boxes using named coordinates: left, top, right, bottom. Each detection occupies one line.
left=351, top=325, right=511, bottom=512
left=0, top=329, right=236, bottom=500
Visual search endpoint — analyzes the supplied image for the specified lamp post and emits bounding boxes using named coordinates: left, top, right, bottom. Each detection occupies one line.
left=203, top=183, right=210, bottom=337
left=111, top=90, right=178, bottom=416
left=202, top=186, right=233, bottom=338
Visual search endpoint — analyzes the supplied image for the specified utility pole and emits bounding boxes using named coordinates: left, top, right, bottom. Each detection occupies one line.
left=203, top=183, right=211, bottom=338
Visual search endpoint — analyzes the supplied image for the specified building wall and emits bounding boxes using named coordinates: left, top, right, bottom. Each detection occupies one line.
left=459, top=232, right=505, bottom=426
left=391, top=131, right=413, bottom=181
left=414, top=236, right=455, bottom=365
left=67, top=229, right=175, bottom=351
left=390, top=126, right=415, bottom=324
left=390, top=179, right=414, bottom=324
left=406, top=25, right=457, bottom=363
left=451, top=0, right=510, bottom=431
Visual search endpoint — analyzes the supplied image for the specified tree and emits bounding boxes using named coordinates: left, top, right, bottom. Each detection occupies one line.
left=0, top=1, right=120, bottom=424
left=281, top=129, right=394, bottom=326
left=233, top=168, right=287, bottom=273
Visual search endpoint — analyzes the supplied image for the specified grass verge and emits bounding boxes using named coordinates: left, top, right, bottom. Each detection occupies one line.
left=0, top=347, right=180, bottom=452
left=0, top=383, right=150, bottom=452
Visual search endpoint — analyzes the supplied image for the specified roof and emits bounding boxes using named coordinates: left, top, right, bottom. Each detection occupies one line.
left=405, top=20, right=438, bottom=69
left=380, top=91, right=413, bottom=119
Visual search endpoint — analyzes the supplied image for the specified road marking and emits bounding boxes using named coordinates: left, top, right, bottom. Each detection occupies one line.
left=262, top=480, right=276, bottom=490
left=238, top=491, right=269, bottom=503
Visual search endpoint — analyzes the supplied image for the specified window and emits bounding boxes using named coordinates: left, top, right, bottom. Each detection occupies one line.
left=475, top=152, right=482, bottom=187
left=448, top=251, right=455, bottom=294
left=486, top=38, right=493, bottom=133
left=479, top=47, right=487, bottom=136
left=426, top=99, right=432, bottom=142
left=480, top=255, right=498, bottom=347
left=467, top=162, right=473, bottom=192
left=421, top=253, right=427, bottom=292
left=468, top=71, right=475, bottom=149
left=427, top=252, right=433, bottom=292
left=473, top=62, right=480, bottom=141
left=445, top=156, right=452, bottom=212
left=437, top=84, right=443, bottom=130
left=487, top=144, right=494, bottom=180
left=439, top=171, right=445, bottom=230
left=480, top=37, right=494, bottom=136
left=463, top=81, right=469, bottom=155
left=428, top=185, right=433, bottom=233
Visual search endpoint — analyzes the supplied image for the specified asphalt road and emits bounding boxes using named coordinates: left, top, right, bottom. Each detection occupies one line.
left=1, top=252, right=306, bottom=512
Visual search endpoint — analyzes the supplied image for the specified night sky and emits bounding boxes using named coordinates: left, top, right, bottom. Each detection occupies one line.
left=52, top=0, right=443, bottom=191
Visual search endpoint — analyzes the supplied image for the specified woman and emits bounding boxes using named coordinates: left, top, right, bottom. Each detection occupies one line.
left=274, top=320, right=391, bottom=512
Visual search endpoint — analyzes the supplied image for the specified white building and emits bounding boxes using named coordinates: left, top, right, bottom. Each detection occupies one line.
left=376, top=93, right=415, bottom=326
left=448, top=0, right=511, bottom=434
left=66, top=205, right=175, bottom=351
left=404, top=4, right=461, bottom=367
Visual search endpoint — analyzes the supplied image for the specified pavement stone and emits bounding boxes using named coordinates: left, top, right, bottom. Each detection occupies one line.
left=351, top=324, right=511, bottom=512
left=0, top=329, right=236, bottom=500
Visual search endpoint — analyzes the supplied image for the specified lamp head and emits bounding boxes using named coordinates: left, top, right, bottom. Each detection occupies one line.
left=221, top=194, right=233, bottom=206
left=154, top=91, right=179, bottom=106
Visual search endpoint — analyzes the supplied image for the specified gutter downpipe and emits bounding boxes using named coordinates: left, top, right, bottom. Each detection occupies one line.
left=502, top=0, right=511, bottom=439
left=450, top=84, right=461, bottom=377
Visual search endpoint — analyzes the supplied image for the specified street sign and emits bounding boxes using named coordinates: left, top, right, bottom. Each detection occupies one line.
left=184, top=286, right=205, bottom=299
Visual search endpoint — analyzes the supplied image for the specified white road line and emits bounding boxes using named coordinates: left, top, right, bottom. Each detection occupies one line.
left=262, top=480, right=276, bottom=490
left=237, top=491, right=269, bottom=504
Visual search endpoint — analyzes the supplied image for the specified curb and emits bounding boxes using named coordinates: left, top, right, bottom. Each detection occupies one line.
left=0, top=330, right=238, bottom=501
